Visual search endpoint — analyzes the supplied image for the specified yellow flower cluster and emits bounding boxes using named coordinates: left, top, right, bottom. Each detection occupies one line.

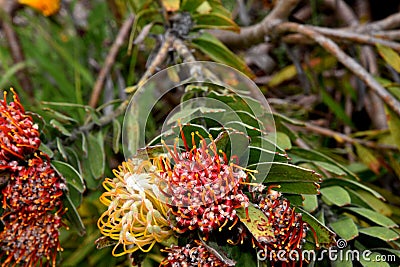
left=19, top=0, right=60, bottom=16
left=97, top=158, right=174, bottom=256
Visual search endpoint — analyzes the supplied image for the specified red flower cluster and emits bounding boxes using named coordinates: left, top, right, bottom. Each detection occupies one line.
left=158, top=128, right=249, bottom=239
left=254, top=187, right=314, bottom=267
left=1, top=213, right=64, bottom=266
left=0, top=90, right=40, bottom=162
left=0, top=90, right=66, bottom=267
left=160, top=241, right=231, bottom=267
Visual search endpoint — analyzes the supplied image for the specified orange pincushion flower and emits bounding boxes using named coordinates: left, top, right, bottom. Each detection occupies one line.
left=18, top=0, right=60, bottom=16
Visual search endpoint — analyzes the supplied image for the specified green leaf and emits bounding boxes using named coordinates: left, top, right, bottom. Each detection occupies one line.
left=192, top=13, right=239, bottom=31
left=56, top=138, right=68, bottom=161
left=228, top=246, right=258, bottom=267
left=313, top=161, right=346, bottom=176
left=329, top=217, right=359, bottom=241
left=212, top=130, right=250, bottom=160
left=286, top=194, right=304, bottom=206
left=136, top=145, right=168, bottom=159
left=0, top=61, right=31, bottom=89
left=250, top=136, right=286, bottom=154
left=80, top=132, right=88, bottom=157
left=191, top=32, right=253, bottom=77
left=359, top=252, right=390, bottom=267
left=359, top=227, right=400, bottom=242
left=376, top=43, right=400, bottom=72
left=167, top=106, right=225, bottom=125
left=354, top=190, right=392, bottom=216
left=160, top=123, right=210, bottom=148
left=354, top=143, right=381, bottom=174
left=265, top=132, right=292, bottom=151
left=52, top=160, right=85, bottom=193
left=345, top=207, right=397, bottom=228
left=320, top=89, right=354, bottom=127
left=42, top=107, right=78, bottom=124
left=273, top=113, right=306, bottom=127
left=39, top=143, right=54, bottom=158
left=112, top=120, right=121, bottom=154
left=78, top=156, right=100, bottom=190
left=248, top=162, right=322, bottom=184
left=181, top=0, right=206, bottom=12
left=321, top=186, right=351, bottom=207
left=50, top=119, right=72, bottom=136
left=385, top=105, right=400, bottom=150
left=331, top=247, right=354, bottom=267
left=236, top=205, right=274, bottom=243
left=62, top=232, right=98, bottom=265
left=63, top=193, right=86, bottom=236
left=288, top=147, right=359, bottom=180
left=303, top=194, right=318, bottom=212
left=246, top=147, right=288, bottom=166
left=207, top=91, right=265, bottom=117
left=371, top=248, right=400, bottom=259
left=297, top=208, right=336, bottom=248
left=272, top=182, right=320, bottom=195
left=322, top=178, right=385, bottom=201
left=88, top=133, right=105, bottom=179
left=223, top=110, right=265, bottom=129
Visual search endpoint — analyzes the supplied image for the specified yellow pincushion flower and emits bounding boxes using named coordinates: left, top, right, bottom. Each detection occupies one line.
left=97, top=158, right=174, bottom=256
left=19, top=0, right=60, bottom=16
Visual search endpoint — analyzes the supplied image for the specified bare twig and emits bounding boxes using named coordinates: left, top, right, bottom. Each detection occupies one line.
left=276, top=22, right=400, bottom=117
left=1, top=14, right=33, bottom=98
left=282, top=27, right=400, bottom=51
left=89, top=14, right=135, bottom=107
left=373, top=30, right=400, bottom=40
left=209, top=0, right=300, bottom=49
left=323, top=0, right=358, bottom=26
left=293, top=122, right=398, bottom=150
left=357, top=11, right=400, bottom=32
left=126, top=32, right=175, bottom=93
left=361, top=46, right=387, bottom=129
left=310, top=26, right=400, bottom=52
left=172, top=38, right=196, bottom=62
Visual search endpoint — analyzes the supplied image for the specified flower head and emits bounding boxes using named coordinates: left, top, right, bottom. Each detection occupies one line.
left=0, top=213, right=64, bottom=267
left=0, top=90, right=40, bottom=162
left=18, top=0, right=60, bottom=16
left=158, top=126, right=249, bottom=239
left=160, top=241, right=232, bottom=267
left=253, top=187, right=314, bottom=266
left=97, top=158, right=173, bottom=256
left=2, top=154, right=65, bottom=214
left=0, top=90, right=67, bottom=267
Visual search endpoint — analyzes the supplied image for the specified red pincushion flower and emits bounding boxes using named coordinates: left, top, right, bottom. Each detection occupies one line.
left=0, top=90, right=40, bottom=162
left=158, top=127, right=249, bottom=239
left=160, top=241, right=232, bottom=267
left=0, top=213, right=64, bottom=267
left=0, top=90, right=67, bottom=267
left=2, top=154, right=66, bottom=213
left=253, top=187, right=316, bottom=267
